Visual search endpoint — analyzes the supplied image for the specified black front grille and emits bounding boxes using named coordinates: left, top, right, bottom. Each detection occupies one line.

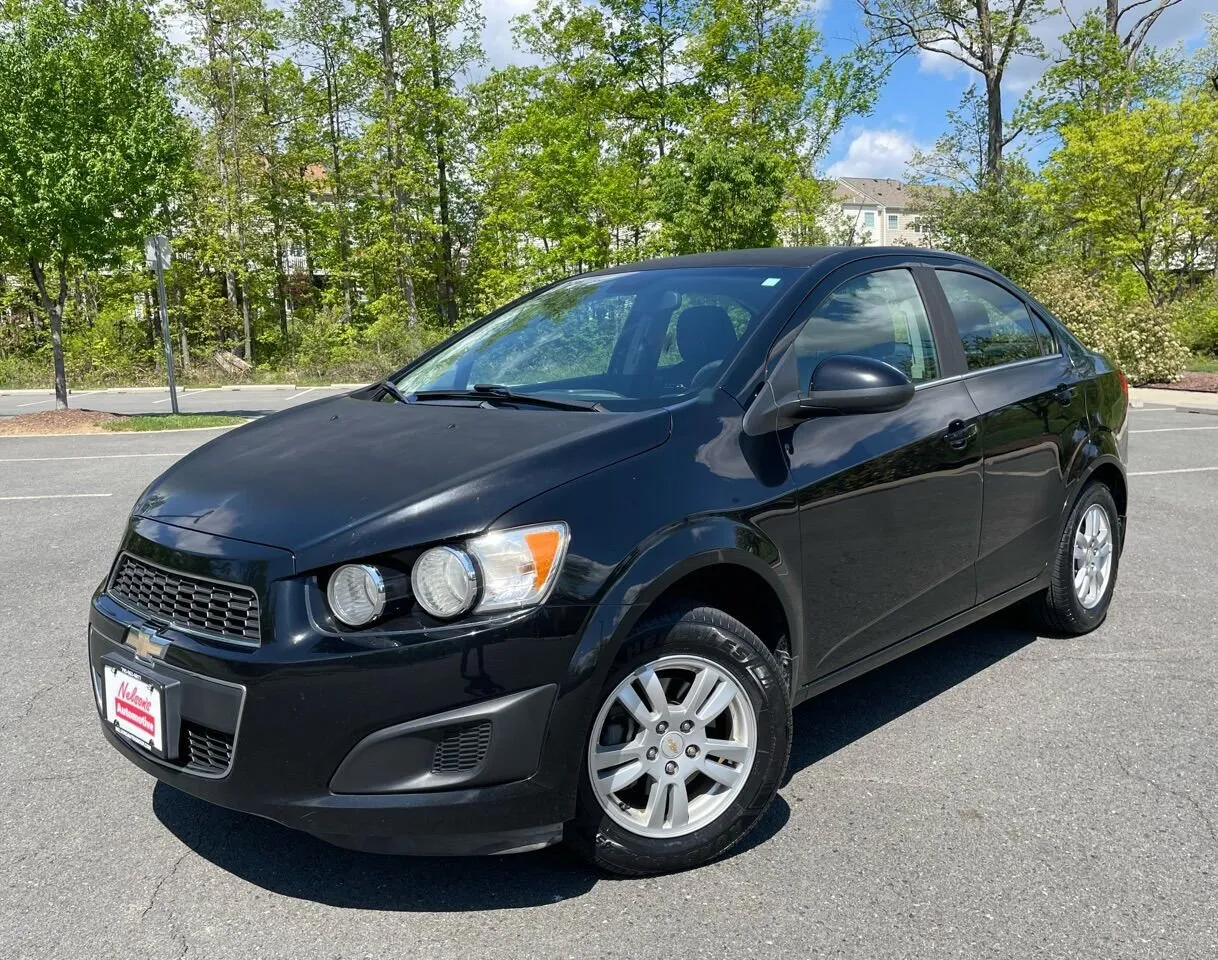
left=182, top=722, right=235, bottom=775
left=109, top=554, right=261, bottom=645
left=432, top=721, right=492, bottom=775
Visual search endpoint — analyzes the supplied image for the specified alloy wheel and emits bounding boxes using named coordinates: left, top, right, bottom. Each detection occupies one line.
left=587, top=654, right=757, bottom=839
left=1073, top=503, right=1114, bottom=609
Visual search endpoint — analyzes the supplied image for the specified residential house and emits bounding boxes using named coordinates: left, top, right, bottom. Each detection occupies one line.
left=828, top=178, right=936, bottom=247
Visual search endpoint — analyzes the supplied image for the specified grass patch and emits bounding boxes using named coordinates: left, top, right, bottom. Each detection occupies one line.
left=102, top=414, right=248, bottom=432
left=1187, top=357, right=1218, bottom=373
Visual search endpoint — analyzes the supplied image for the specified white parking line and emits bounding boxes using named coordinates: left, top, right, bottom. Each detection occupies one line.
left=1131, top=426, right=1218, bottom=434
left=0, top=453, right=182, bottom=463
left=1130, top=466, right=1218, bottom=476
left=0, top=493, right=112, bottom=501
left=280, top=386, right=320, bottom=405
left=14, top=390, right=99, bottom=408
left=153, top=387, right=219, bottom=405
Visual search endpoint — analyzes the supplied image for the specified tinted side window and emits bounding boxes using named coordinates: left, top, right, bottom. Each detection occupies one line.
left=793, top=269, right=940, bottom=388
left=936, top=270, right=1045, bottom=371
left=1030, top=311, right=1058, bottom=355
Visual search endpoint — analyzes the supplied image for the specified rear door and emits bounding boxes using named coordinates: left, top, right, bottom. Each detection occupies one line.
left=930, top=267, right=1088, bottom=601
left=777, top=260, right=984, bottom=679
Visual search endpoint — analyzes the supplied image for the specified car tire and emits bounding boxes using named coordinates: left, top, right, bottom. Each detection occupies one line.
left=566, top=602, right=792, bottom=876
left=1034, top=482, right=1121, bottom=635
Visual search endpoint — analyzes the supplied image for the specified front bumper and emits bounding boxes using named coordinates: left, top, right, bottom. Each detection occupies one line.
left=89, top=520, right=601, bottom=856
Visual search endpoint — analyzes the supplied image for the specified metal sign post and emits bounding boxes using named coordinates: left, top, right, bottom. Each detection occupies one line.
left=145, top=234, right=178, bottom=414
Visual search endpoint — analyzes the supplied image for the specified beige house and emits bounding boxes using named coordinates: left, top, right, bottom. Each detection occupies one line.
left=827, top=178, right=936, bottom=247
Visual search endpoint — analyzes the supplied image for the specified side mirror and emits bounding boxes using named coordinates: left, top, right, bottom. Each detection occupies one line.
left=781, top=354, right=915, bottom=421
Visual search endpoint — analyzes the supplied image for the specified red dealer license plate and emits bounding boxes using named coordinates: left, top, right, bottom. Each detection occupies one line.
left=104, top=664, right=165, bottom=755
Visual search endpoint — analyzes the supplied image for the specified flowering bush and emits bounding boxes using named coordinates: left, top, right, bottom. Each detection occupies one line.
left=1027, top=268, right=1189, bottom=385
left=1169, top=286, right=1218, bottom=358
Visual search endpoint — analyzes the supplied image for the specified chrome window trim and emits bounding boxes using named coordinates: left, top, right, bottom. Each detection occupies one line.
left=912, top=353, right=1065, bottom=391
left=107, top=551, right=262, bottom=649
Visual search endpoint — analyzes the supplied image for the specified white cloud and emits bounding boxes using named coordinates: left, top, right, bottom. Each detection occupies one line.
left=916, top=44, right=970, bottom=79
left=826, top=128, right=922, bottom=179
left=916, top=1, right=1218, bottom=96
left=483, top=0, right=540, bottom=67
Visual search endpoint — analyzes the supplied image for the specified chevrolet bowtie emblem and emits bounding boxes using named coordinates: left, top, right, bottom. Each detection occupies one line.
left=125, top=627, right=169, bottom=661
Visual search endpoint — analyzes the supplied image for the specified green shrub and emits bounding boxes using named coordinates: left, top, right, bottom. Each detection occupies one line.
left=1027, top=268, right=1189, bottom=385
left=1169, top=286, right=1218, bottom=358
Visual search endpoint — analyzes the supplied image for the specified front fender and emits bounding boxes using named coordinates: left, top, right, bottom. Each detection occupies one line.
left=564, top=516, right=799, bottom=705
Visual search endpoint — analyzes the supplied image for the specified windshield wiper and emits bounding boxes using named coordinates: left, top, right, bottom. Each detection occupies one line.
left=411, top=383, right=603, bottom=412
left=375, top=379, right=410, bottom=405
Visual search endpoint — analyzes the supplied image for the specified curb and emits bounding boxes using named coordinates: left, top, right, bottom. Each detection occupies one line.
left=1129, top=387, right=1218, bottom=413
left=2, top=383, right=362, bottom=396
left=0, top=423, right=248, bottom=439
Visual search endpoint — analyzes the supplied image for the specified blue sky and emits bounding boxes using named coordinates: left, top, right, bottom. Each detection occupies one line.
left=481, top=0, right=1217, bottom=180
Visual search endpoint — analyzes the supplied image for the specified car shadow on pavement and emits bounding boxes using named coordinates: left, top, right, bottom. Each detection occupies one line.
left=153, top=611, right=1038, bottom=909
left=785, top=610, right=1042, bottom=783
left=152, top=783, right=601, bottom=910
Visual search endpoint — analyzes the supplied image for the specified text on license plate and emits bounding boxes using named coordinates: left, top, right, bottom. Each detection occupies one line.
left=104, top=665, right=164, bottom=754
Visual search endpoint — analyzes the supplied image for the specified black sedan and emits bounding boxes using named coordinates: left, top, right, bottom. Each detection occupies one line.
left=89, top=247, right=1128, bottom=875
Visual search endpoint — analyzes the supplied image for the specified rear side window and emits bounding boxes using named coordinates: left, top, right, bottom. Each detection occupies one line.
left=1030, top=312, right=1057, bottom=355
left=793, top=269, right=940, bottom=387
left=936, top=270, right=1046, bottom=371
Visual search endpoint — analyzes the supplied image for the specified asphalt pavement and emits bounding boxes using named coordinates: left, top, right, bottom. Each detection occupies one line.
left=0, top=385, right=351, bottom=419
left=0, top=404, right=1215, bottom=959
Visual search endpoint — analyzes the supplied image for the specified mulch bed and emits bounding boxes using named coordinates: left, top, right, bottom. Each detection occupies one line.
left=0, top=408, right=122, bottom=436
left=1146, top=371, right=1218, bottom=393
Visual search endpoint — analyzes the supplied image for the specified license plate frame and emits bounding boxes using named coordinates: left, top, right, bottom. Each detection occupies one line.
left=101, top=652, right=181, bottom=760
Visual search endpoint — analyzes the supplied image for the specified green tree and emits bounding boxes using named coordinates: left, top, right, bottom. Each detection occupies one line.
left=468, top=0, right=657, bottom=303
left=909, top=90, right=1058, bottom=282
left=1018, top=9, right=1182, bottom=138
left=857, top=0, right=1053, bottom=180
left=657, top=0, right=873, bottom=252
left=0, top=0, right=187, bottom=407
left=1037, top=96, right=1218, bottom=304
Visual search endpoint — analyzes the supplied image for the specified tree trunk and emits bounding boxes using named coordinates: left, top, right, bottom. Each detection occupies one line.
left=227, top=30, right=253, bottom=362
left=259, top=59, right=291, bottom=338
left=322, top=54, right=354, bottom=322
left=984, top=72, right=1003, bottom=181
left=273, top=232, right=290, bottom=338
left=377, top=0, right=419, bottom=325
left=427, top=10, right=459, bottom=327
left=29, top=259, right=69, bottom=410
left=973, top=0, right=1002, bottom=181
left=175, top=284, right=191, bottom=371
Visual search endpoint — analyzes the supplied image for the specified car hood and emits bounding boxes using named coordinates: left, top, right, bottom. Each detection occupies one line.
left=134, top=395, right=671, bottom=570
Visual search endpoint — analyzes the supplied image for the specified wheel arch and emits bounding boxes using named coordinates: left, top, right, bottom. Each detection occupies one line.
left=575, top=518, right=801, bottom=697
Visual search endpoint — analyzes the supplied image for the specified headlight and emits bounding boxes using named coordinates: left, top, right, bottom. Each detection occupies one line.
left=412, top=545, right=478, bottom=619
left=327, top=563, right=386, bottom=626
left=467, top=522, right=569, bottom=613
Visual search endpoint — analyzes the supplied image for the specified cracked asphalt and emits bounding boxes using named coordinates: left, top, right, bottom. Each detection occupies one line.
left=1, top=405, right=1215, bottom=960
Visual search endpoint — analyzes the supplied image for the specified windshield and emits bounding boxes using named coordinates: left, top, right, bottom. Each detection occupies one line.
left=394, top=266, right=802, bottom=411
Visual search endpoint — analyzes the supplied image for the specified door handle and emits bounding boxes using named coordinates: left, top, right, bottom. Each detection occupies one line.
left=1054, top=383, right=1076, bottom=405
left=944, top=419, right=978, bottom=449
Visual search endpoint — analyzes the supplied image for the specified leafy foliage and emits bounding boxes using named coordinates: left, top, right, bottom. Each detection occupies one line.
left=0, top=0, right=187, bottom=404
left=1036, top=95, right=1218, bottom=305
left=1028, top=267, right=1190, bottom=384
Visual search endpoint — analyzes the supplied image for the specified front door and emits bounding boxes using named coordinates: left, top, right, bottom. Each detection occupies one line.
left=932, top=268, right=1085, bottom=601
left=780, top=265, right=984, bottom=680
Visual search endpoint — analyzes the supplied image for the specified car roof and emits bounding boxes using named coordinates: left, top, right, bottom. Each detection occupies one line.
left=589, top=246, right=982, bottom=276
